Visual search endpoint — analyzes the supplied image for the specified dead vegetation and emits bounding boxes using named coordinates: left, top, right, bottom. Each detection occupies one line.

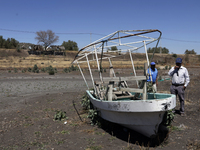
left=0, top=48, right=200, bottom=70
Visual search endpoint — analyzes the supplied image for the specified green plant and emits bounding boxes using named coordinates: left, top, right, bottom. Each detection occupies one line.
left=54, top=110, right=67, bottom=121
left=32, top=64, right=39, bottom=73
left=49, top=70, right=55, bottom=75
left=14, top=68, right=18, bottom=73
left=22, top=68, right=27, bottom=73
left=172, top=53, right=177, bottom=58
left=47, top=65, right=55, bottom=75
left=86, top=145, right=102, bottom=150
left=28, top=67, right=32, bottom=72
left=8, top=70, right=11, bottom=73
left=16, top=46, right=21, bottom=52
left=87, top=109, right=101, bottom=126
left=41, top=68, right=46, bottom=72
left=161, top=110, right=175, bottom=127
left=81, top=93, right=91, bottom=110
left=158, top=76, right=162, bottom=80
left=54, top=67, right=57, bottom=73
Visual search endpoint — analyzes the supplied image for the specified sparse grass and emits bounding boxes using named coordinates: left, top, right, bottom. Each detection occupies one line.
left=86, top=145, right=102, bottom=150
left=60, top=130, right=70, bottom=134
left=168, top=125, right=181, bottom=131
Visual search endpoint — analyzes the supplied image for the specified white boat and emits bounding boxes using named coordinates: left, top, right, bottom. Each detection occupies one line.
left=87, top=90, right=176, bottom=137
left=72, top=30, right=176, bottom=138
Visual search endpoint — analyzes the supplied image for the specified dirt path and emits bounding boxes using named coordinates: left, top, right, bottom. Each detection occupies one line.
left=0, top=69, right=200, bottom=150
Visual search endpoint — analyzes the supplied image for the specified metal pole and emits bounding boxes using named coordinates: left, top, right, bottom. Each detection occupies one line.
left=108, top=58, right=116, bottom=77
left=77, top=63, right=89, bottom=90
left=144, top=41, right=152, bottom=82
left=94, top=45, right=103, bottom=82
left=85, top=54, right=96, bottom=94
left=129, top=49, right=138, bottom=87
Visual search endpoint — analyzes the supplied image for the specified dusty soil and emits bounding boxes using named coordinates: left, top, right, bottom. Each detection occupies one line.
left=0, top=68, right=200, bottom=150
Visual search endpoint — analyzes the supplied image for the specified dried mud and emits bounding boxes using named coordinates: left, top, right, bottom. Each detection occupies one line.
left=0, top=68, right=200, bottom=150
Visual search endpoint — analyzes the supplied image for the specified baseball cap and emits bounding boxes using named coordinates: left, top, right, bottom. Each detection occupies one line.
left=150, top=62, right=156, bottom=65
left=176, top=58, right=182, bottom=63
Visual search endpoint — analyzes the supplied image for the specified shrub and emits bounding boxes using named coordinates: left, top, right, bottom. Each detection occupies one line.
left=54, top=110, right=67, bottom=121
left=22, top=68, right=26, bottom=73
left=63, top=65, right=79, bottom=73
left=16, top=46, right=21, bottom=52
left=47, top=65, right=55, bottom=75
left=172, top=53, right=177, bottom=58
left=158, top=76, right=162, bottom=80
left=28, top=67, right=32, bottom=72
left=14, top=68, right=18, bottom=73
left=49, top=70, right=54, bottom=75
left=8, top=70, right=11, bottom=73
left=54, top=67, right=57, bottom=73
left=32, top=64, right=39, bottom=73
left=63, top=68, right=69, bottom=73
left=41, top=68, right=46, bottom=72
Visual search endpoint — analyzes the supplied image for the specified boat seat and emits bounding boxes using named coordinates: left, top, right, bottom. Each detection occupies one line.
left=103, top=76, right=146, bottom=83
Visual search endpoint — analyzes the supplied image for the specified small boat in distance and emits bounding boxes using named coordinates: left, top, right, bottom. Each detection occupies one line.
left=72, top=30, right=176, bottom=138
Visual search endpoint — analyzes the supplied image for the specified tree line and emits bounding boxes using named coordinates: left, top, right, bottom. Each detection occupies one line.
left=147, top=47, right=169, bottom=54
left=0, top=36, right=19, bottom=49
left=1, top=30, right=199, bottom=54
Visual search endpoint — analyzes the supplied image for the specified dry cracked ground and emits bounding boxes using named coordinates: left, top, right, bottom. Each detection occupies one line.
left=0, top=68, right=200, bottom=150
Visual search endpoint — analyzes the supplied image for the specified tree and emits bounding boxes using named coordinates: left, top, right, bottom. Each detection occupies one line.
left=147, top=47, right=169, bottom=54
left=184, top=49, right=196, bottom=54
left=62, top=40, right=78, bottom=51
left=111, top=46, right=118, bottom=51
left=0, top=36, right=18, bottom=49
left=35, top=30, right=59, bottom=50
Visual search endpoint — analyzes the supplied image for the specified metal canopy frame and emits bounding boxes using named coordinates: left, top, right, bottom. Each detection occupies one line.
left=72, top=29, right=162, bottom=100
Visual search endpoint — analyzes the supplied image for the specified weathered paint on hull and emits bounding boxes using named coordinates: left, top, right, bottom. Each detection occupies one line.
left=86, top=90, right=176, bottom=137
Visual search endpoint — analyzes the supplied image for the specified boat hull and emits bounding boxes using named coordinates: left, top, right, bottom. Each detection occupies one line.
left=86, top=90, right=176, bottom=138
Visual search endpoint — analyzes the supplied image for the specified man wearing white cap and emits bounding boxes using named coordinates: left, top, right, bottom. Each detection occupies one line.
left=147, top=62, right=158, bottom=92
left=168, top=58, right=190, bottom=116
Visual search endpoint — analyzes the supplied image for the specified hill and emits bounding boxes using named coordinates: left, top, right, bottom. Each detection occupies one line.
left=0, top=48, right=199, bottom=70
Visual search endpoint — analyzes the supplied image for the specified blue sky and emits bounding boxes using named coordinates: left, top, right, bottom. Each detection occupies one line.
left=0, top=0, right=200, bottom=54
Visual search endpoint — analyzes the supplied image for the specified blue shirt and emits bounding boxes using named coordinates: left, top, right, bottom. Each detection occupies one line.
left=147, top=68, right=158, bottom=83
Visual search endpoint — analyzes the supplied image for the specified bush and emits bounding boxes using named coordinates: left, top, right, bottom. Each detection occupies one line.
left=63, top=68, right=69, bottom=73
left=14, top=68, right=18, bottom=73
left=16, top=46, right=21, bottom=52
left=63, top=65, right=79, bottom=73
left=47, top=65, right=55, bottom=75
left=22, top=68, right=26, bottom=73
left=172, top=54, right=177, bottom=58
left=32, top=64, right=39, bottom=73
left=49, top=70, right=55, bottom=75
left=28, top=67, right=32, bottom=72
left=41, top=68, right=46, bottom=72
